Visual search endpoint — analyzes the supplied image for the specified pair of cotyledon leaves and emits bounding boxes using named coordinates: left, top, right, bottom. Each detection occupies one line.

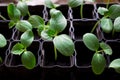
left=83, top=33, right=112, bottom=75
left=98, top=5, right=120, bottom=33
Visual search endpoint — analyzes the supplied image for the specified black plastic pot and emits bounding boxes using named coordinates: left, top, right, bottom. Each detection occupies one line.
left=0, top=21, right=14, bottom=40
left=72, top=20, right=98, bottom=40
left=74, top=40, right=93, bottom=67
left=74, top=67, right=120, bottom=80
left=5, top=40, right=41, bottom=67
left=71, top=4, right=97, bottom=20
left=106, top=40, right=120, bottom=62
left=40, top=41, right=74, bottom=68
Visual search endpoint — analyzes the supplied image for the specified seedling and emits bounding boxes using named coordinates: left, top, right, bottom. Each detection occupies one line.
left=83, top=33, right=112, bottom=75
left=39, top=0, right=75, bottom=60
left=91, top=4, right=120, bottom=36
left=7, top=1, right=30, bottom=30
left=11, top=30, right=36, bottom=69
left=68, top=0, right=95, bottom=18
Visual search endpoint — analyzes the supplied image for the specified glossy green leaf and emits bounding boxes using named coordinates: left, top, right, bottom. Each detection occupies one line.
left=9, top=20, right=15, bottom=29
left=97, top=7, right=108, bottom=15
left=0, top=34, right=7, bottom=48
left=100, top=18, right=113, bottom=33
left=44, top=0, right=59, bottom=8
left=28, top=15, right=44, bottom=28
left=92, top=53, right=106, bottom=75
left=53, top=34, right=74, bottom=56
left=114, top=17, right=120, bottom=32
left=83, top=33, right=99, bottom=51
left=108, top=4, right=120, bottom=19
left=41, top=30, right=53, bottom=40
left=16, top=20, right=32, bottom=32
left=50, top=9, right=67, bottom=33
left=68, top=0, right=83, bottom=8
left=37, top=25, right=44, bottom=36
left=109, top=59, right=120, bottom=73
left=100, top=42, right=112, bottom=55
left=17, top=1, right=28, bottom=16
left=20, top=30, right=34, bottom=47
left=11, top=43, right=24, bottom=55
left=109, top=59, right=120, bottom=69
left=21, top=51, right=36, bottom=69
left=7, top=3, right=21, bottom=22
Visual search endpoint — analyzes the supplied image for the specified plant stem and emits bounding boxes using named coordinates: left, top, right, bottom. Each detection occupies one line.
left=112, top=29, right=115, bottom=37
left=106, top=0, right=110, bottom=9
left=54, top=45, right=57, bottom=60
left=80, top=4, right=83, bottom=19
left=91, top=16, right=108, bottom=33
left=27, top=11, right=31, bottom=17
left=91, top=19, right=101, bottom=33
left=97, top=50, right=104, bottom=53
left=0, top=15, right=7, bottom=20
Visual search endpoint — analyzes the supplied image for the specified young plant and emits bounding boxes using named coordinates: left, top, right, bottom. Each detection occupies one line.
left=39, top=0, right=75, bottom=60
left=7, top=1, right=43, bottom=69
left=7, top=1, right=30, bottom=30
left=0, top=34, right=7, bottom=63
left=11, top=30, right=36, bottom=69
left=91, top=4, right=120, bottom=36
left=68, top=0, right=95, bottom=18
left=83, top=33, right=112, bottom=75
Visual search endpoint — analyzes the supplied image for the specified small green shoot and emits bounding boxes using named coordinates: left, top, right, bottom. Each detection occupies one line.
left=91, top=4, right=120, bottom=36
left=11, top=30, right=36, bottom=69
left=83, top=33, right=112, bottom=75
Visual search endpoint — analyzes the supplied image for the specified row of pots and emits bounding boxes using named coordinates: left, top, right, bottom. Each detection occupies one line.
left=0, top=3, right=120, bottom=80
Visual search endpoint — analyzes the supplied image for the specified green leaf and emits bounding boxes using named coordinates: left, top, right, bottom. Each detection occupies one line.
left=41, top=30, right=53, bottom=40
left=28, top=15, right=44, bottom=28
left=114, top=17, right=120, bottom=32
left=20, top=30, right=34, bottom=47
left=50, top=9, right=67, bottom=33
left=17, top=1, right=28, bottom=16
left=53, top=34, right=74, bottom=56
left=11, top=43, right=24, bottom=55
left=109, top=59, right=120, bottom=73
left=92, top=53, right=106, bottom=75
left=37, top=25, right=44, bottom=36
left=109, top=59, right=120, bottom=69
left=7, top=3, right=21, bottom=22
left=100, top=42, right=112, bottom=55
left=0, top=34, right=7, bottom=48
left=9, top=20, right=15, bottom=29
left=21, top=51, right=36, bottom=69
left=84, top=0, right=95, bottom=2
left=97, top=7, right=108, bottom=15
left=83, top=33, right=99, bottom=51
left=44, top=0, right=59, bottom=8
left=68, top=0, right=83, bottom=8
left=108, top=4, right=120, bottom=19
left=100, top=18, right=113, bottom=33
left=16, top=20, right=32, bottom=32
